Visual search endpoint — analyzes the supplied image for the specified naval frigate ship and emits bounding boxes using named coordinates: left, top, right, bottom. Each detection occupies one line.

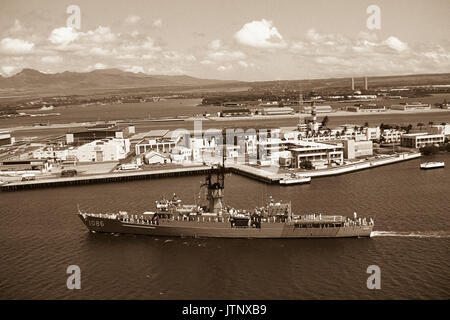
left=78, top=161, right=375, bottom=238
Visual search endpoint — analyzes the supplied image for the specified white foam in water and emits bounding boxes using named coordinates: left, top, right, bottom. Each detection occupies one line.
left=371, top=231, right=450, bottom=238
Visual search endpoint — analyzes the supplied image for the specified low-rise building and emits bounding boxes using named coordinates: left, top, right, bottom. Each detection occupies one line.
left=144, top=151, right=171, bottom=164
left=220, top=108, right=251, bottom=117
left=261, top=107, right=294, bottom=115
left=135, top=130, right=181, bottom=155
left=390, top=103, right=431, bottom=111
left=0, top=133, right=15, bottom=146
left=0, top=159, right=52, bottom=173
left=289, top=141, right=344, bottom=168
left=302, top=105, right=333, bottom=114
left=401, top=133, right=445, bottom=148
left=347, top=105, right=386, bottom=112
left=381, top=129, right=403, bottom=143
left=70, top=138, right=131, bottom=162
left=343, top=140, right=373, bottom=159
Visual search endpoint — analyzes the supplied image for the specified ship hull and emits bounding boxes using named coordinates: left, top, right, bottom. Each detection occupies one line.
left=79, top=214, right=373, bottom=239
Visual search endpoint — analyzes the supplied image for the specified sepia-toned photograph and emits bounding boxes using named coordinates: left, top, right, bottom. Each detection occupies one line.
left=0, top=0, right=449, bottom=306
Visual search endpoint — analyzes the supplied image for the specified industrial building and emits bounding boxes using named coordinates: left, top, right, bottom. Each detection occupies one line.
left=66, top=124, right=134, bottom=145
left=302, top=105, right=332, bottom=114
left=0, top=159, right=51, bottom=173
left=70, top=138, right=131, bottom=162
left=390, top=103, right=431, bottom=111
left=0, top=133, right=15, bottom=146
left=220, top=108, right=251, bottom=117
left=261, top=107, right=294, bottom=115
left=347, top=105, right=386, bottom=112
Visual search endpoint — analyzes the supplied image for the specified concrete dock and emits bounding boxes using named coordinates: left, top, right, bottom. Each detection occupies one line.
left=0, top=166, right=212, bottom=191
left=0, top=152, right=421, bottom=191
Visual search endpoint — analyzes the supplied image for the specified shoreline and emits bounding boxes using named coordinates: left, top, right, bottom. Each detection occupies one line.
left=1, top=152, right=422, bottom=191
left=1, top=108, right=449, bottom=134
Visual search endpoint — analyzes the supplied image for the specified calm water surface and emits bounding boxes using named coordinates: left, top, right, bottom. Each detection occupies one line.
left=1, top=154, right=449, bottom=299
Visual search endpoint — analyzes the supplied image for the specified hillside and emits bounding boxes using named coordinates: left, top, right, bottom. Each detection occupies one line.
left=0, top=68, right=237, bottom=95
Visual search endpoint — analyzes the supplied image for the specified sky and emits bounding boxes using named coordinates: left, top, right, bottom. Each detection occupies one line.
left=0, top=0, right=449, bottom=81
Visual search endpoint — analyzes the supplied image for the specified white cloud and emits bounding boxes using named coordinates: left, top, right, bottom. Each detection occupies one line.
left=0, top=65, right=19, bottom=76
left=124, top=15, right=141, bottom=25
left=41, top=56, right=63, bottom=63
left=238, top=60, right=254, bottom=68
left=87, top=63, right=108, bottom=71
left=124, top=65, right=144, bottom=73
left=84, top=26, right=116, bottom=43
left=383, top=36, right=408, bottom=52
left=200, top=59, right=213, bottom=65
left=153, top=19, right=163, bottom=28
left=89, top=47, right=111, bottom=56
left=208, top=50, right=245, bottom=61
left=209, top=40, right=222, bottom=50
left=49, top=27, right=79, bottom=45
left=235, top=19, right=286, bottom=48
left=0, top=37, right=34, bottom=54
left=217, top=65, right=232, bottom=71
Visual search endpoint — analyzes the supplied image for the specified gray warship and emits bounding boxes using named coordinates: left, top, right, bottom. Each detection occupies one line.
left=78, top=163, right=374, bottom=238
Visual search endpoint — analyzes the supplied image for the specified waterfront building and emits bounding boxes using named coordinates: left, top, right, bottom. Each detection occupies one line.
left=32, top=146, right=69, bottom=161
left=0, top=159, right=52, bottom=173
left=401, top=133, right=445, bottom=148
left=170, top=146, right=192, bottom=163
left=343, top=140, right=373, bottom=159
left=381, top=129, right=404, bottom=143
left=134, top=130, right=182, bottom=155
left=144, top=151, right=171, bottom=165
left=70, top=138, right=131, bottom=162
left=289, top=141, right=344, bottom=168
left=430, top=124, right=450, bottom=136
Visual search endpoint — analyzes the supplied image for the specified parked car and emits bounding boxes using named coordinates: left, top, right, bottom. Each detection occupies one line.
left=61, top=169, right=77, bottom=177
left=21, top=174, right=36, bottom=181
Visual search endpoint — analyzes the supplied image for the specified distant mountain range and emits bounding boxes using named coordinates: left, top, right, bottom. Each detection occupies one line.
left=0, top=68, right=237, bottom=94
left=1, top=68, right=449, bottom=97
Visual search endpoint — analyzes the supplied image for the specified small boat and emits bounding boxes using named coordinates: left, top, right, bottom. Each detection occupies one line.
left=420, top=161, right=445, bottom=169
left=279, top=173, right=311, bottom=185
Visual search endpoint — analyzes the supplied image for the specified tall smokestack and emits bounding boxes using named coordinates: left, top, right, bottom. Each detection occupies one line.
left=364, top=77, right=368, bottom=90
left=351, top=77, right=355, bottom=91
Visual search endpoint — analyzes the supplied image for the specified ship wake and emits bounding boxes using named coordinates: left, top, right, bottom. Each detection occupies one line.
left=371, top=231, right=450, bottom=239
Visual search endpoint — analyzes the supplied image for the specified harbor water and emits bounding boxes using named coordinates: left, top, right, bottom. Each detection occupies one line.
left=1, top=153, right=449, bottom=299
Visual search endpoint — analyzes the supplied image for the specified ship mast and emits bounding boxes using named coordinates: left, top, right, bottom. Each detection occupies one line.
left=204, top=130, right=226, bottom=213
